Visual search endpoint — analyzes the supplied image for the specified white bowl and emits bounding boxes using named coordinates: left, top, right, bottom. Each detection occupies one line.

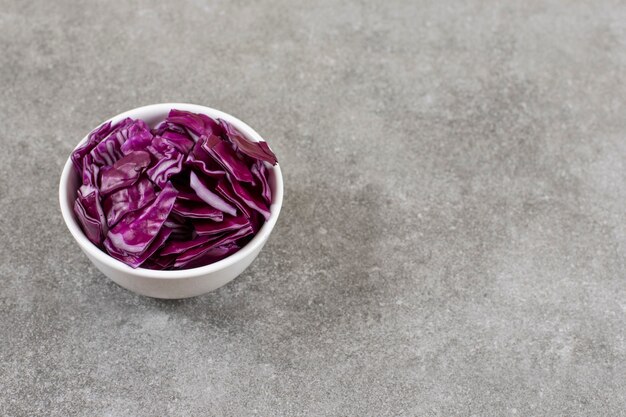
left=59, top=103, right=283, bottom=299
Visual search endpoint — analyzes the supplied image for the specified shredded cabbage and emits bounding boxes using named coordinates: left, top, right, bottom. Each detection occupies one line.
left=72, top=110, right=277, bottom=269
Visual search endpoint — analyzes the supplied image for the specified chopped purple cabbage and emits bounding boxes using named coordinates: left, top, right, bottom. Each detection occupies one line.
left=185, top=137, right=227, bottom=178
left=172, top=200, right=224, bottom=221
left=146, top=148, right=183, bottom=188
left=194, top=215, right=250, bottom=236
left=120, top=120, right=153, bottom=155
left=104, top=182, right=178, bottom=255
left=73, top=185, right=107, bottom=245
left=99, top=151, right=151, bottom=195
left=215, top=178, right=254, bottom=219
left=173, top=225, right=253, bottom=268
left=251, top=160, right=272, bottom=205
left=228, top=174, right=271, bottom=220
left=189, top=171, right=237, bottom=216
left=103, top=177, right=157, bottom=227
left=202, top=135, right=255, bottom=184
left=219, top=118, right=277, bottom=165
left=70, top=109, right=277, bottom=269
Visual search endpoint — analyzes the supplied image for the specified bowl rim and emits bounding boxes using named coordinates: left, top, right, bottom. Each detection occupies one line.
left=59, top=103, right=283, bottom=280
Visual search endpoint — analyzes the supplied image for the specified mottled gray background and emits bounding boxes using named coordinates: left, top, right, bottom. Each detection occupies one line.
left=1, top=0, right=625, bottom=416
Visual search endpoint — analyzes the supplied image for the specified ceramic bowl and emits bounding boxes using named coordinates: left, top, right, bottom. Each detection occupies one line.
left=59, top=103, right=283, bottom=299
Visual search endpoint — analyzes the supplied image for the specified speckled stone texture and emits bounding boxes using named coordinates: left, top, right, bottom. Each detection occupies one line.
left=1, top=0, right=625, bottom=415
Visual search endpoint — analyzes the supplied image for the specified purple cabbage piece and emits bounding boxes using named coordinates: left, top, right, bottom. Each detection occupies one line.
left=88, top=118, right=135, bottom=166
left=166, top=109, right=206, bottom=137
left=153, top=120, right=188, bottom=137
left=102, top=177, right=157, bottom=227
left=81, top=154, right=99, bottom=187
left=143, top=253, right=177, bottom=270
left=74, top=200, right=103, bottom=245
left=189, top=171, right=237, bottom=216
left=175, top=188, right=204, bottom=202
left=179, top=243, right=240, bottom=269
left=146, top=137, right=166, bottom=159
left=198, top=113, right=224, bottom=137
left=120, top=120, right=153, bottom=155
left=215, top=177, right=254, bottom=218
left=228, top=174, right=271, bottom=220
left=163, top=214, right=194, bottom=241
left=193, top=215, right=249, bottom=236
left=172, top=200, right=223, bottom=220
left=73, top=185, right=107, bottom=245
left=202, top=135, right=255, bottom=184
left=105, top=182, right=178, bottom=255
left=219, top=118, right=277, bottom=165
left=146, top=147, right=183, bottom=189
left=146, top=133, right=173, bottom=160
left=173, top=225, right=253, bottom=268
left=159, top=131, right=195, bottom=154
left=249, top=211, right=265, bottom=234
left=71, top=121, right=117, bottom=174
left=159, top=234, right=221, bottom=256
left=99, top=151, right=151, bottom=195
left=166, top=109, right=223, bottom=138
left=164, top=212, right=187, bottom=225
left=104, top=226, right=173, bottom=268
left=186, top=138, right=227, bottom=178
left=168, top=177, right=200, bottom=199
left=251, top=160, right=272, bottom=206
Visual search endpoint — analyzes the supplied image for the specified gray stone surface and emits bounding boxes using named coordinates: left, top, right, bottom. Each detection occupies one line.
left=1, top=0, right=625, bottom=415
